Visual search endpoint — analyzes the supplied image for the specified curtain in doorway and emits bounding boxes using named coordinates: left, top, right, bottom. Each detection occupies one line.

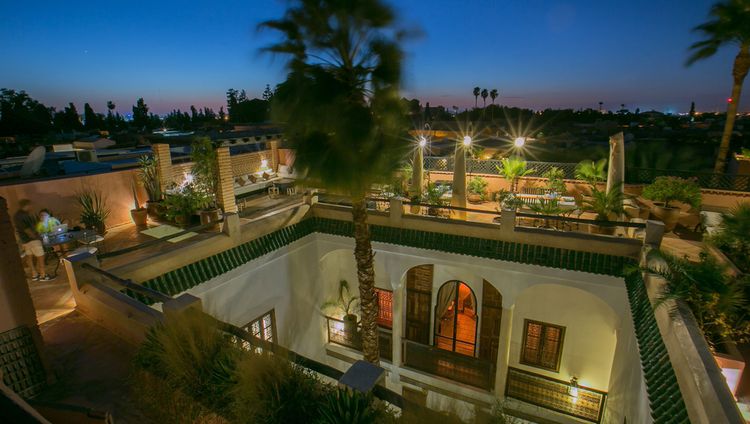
left=436, top=281, right=458, bottom=323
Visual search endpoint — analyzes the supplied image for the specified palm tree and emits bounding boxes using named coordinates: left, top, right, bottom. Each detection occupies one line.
left=481, top=88, right=488, bottom=108
left=489, top=89, right=498, bottom=120
left=687, top=0, right=750, bottom=172
left=598, top=101, right=603, bottom=113
left=261, top=0, right=409, bottom=364
left=473, top=86, right=480, bottom=108
left=496, top=156, right=534, bottom=193
left=575, top=159, right=607, bottom=184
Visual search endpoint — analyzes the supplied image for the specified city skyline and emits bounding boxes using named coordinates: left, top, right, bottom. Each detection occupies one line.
left=1, top=0, right=747, bottom=115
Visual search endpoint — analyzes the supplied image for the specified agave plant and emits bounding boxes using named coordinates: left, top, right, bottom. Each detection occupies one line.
left=574, top=158, right=607, bottom=184
left=496, top=156, right=534, bottom=193
left=318, top=387, right=390, bottom=424
left=321, top=279, right=360, bottom=319
left=76, top=188, right=110, bottom=233
left=578, top=182, right=625, bottom=221
left=138, top=155, right=162, bottom=202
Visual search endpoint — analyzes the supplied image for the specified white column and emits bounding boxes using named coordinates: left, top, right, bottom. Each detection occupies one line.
left=451, top=143, right=467, bottom=220
left=390, top=283, right=405, bottom=385
left=412, top=146, right=424, bottom=197
left=607, top=132, right=625, bottom=196
left=494, top=306, right=515, bottom=394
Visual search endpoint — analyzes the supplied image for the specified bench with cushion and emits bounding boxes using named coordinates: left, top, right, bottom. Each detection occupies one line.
left=234, top=171, right=280, bottom=197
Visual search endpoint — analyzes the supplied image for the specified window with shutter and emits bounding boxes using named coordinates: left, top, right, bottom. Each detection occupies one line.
left=375, top=288, right=393, bottom=328
left=240, top=310, right=277, bottom=353
left=520, top=319, right=565, bottom=372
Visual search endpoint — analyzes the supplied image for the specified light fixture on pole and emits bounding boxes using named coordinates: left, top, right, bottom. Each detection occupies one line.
left=463, top=135, right=472, bottom=147
left=514, top=137, right=526, bottom=148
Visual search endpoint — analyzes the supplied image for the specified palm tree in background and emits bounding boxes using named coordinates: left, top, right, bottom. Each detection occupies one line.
left=481, top=88, right=489, bottom=108
left=687, top=0, right=750, bottom=172
left=598, top=101, right=603, bottom=113
left=261, top=0, right=409, bottom=365
left=489, top=89, right=498, bottom=121
left=473, top=86, right=480, bottom=108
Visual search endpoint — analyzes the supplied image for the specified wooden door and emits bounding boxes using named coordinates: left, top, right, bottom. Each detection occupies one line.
left=479, top=279, right=502, bottom=364
left=405, top=265, right=433, bottom=345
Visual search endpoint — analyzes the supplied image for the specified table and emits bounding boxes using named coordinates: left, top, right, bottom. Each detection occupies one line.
left=43, top=230, right=99, bottom=276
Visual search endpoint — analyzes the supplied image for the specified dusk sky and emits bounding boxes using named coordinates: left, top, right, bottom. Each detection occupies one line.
left=1, top=0, right=747, bottom=115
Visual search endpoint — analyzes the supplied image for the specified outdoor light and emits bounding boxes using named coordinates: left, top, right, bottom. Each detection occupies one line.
left=419, top=136, right=427, bottom=147
left=568, top=377, right=579, bottom=401
left=184, top=173, right=194, bottom=185
left=463, top=135, right=472, bottom=146
left=514, top=137, right=526, bottom=148
left=261, top=159, right=269, bottom=169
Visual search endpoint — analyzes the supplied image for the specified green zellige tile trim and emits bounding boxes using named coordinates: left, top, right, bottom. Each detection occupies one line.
left=126, top=217, right=631, bottom=304
left=625, top=272, right=689, bottom=423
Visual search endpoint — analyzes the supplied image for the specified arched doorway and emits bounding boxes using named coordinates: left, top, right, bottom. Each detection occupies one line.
left=434, top=281, right=477, bottom=356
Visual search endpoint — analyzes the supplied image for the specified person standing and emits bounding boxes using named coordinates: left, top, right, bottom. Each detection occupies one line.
left=13, top=200, right=54, bottom=281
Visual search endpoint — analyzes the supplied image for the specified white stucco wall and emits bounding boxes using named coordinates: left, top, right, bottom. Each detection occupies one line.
left=182, top=232, right=639, bottom=422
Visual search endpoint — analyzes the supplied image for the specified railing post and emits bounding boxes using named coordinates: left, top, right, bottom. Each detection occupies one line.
left=644, top=220, right=665, bottom=248
left=63, top=251, right=100, bottom=293
left=222, top=212, right=242, bottom=245
left=389, top=198, right=403, bottom=226
left=152, top=143, right=174, bottom=190
left=163, top=293, right=203, bottom=320
left=500, top=208, right=516, bottom=236
left=215, top=146, right=237, bottom=214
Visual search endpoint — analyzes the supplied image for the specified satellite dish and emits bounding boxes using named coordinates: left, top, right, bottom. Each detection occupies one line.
left=20, top=146, right=46, bottom=178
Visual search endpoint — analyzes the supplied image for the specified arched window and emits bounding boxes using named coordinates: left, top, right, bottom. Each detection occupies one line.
left=434, top=281, right=477, bottom=356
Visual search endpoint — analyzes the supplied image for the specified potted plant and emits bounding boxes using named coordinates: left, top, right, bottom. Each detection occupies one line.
left=322, top=279, right=360, bottom=336
left=190, top=137, right=222, bottom=230
left=130, top=179, right=148, bottom=227
left=574, top=158, right=607, bottom=185
left=578, top=182, right=626, bottom=235
left=423, top=182, right=448, bottom=217
left=162, top=183, right=206, bottom=227
left=496, top=156, right=534, bottom=193
left=138, top=155, right=163, bottom=220
left=642, top=176, right=701, bottom=232
left=467, top=176, right=488, bottom=203
left=543, top=166, right=567, bottom=195
left=77, top=189, right=110, bottom=235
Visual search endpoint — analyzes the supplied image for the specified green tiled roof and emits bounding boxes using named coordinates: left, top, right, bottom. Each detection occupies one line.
left=0, top=325, right=46, bottom=398
left=126, top=217, right=631, bottom=304
left=625, top=272, right=689, bottom=423
left=124, top=216, right=690, bottom=421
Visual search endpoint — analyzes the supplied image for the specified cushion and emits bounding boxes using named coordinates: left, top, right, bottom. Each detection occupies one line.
left=248, top=174, right=257, bottom=183
left=262, top=172, right=270, bottom=180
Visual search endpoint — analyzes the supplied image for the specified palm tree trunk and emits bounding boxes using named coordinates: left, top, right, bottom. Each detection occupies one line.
left=715, top=44, right=749, bottom=173
left=351, top=197, right=379, bottom=364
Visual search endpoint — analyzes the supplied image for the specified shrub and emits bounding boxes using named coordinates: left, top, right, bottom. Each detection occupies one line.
left=642, top=176, right=701, bottom=209
left=542, top=166, right=566, bottom=194
left=467, top=176, right=488, bottom=199
left=574, top=159, right=606, bottom=184
left=231, top=353, right=326, bottom=423
left=711, top=202, right=750, bottom=272
left=318, top=387, right=395, bottom=424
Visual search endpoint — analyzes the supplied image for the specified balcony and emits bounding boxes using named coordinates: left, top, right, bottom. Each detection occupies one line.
left=325, top=316, right=392, bottom=361
left=402, top=340, right=495, bottom=391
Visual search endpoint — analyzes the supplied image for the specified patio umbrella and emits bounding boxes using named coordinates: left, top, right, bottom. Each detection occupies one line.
left=607, top=131, right=625, bottom=207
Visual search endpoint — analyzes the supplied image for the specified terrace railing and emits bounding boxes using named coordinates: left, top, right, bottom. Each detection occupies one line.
left=402, top=340, right=495, bottom=391
left=325, top=316, right=393, bottom=361
left=505, top=367, right=607, bottom=424
left=423, top=156, right=750, bottom=192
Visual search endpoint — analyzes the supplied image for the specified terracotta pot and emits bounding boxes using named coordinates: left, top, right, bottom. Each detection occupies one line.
left=199, top=208, right=222, bottom=231
left=589, top=222, right=616, bottom=235
left=130, top=208, right=148, bottom=228
left=468, top=193, right=483, bottom=204
left=654, top=205, right=680, bottom=232
left=175, top=215, right=190, bottom=228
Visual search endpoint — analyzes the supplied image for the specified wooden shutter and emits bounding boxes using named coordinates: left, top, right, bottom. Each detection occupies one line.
left=375, top=288, right=393, bottom=328
left=479, top=280, right=502, bottom=363
left=405, top=265, right=433, bottom=345
left=521, top=319, right=565, bottom=372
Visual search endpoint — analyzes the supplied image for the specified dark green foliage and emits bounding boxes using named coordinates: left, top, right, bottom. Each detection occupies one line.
left=231, top=354, right=327, bottom=423
left=648, top=249, right=750, bottom=348
left=318, top=387, right=393, bottom=424
left=712, top=202, right=750, bottom=272
left=642, top=176, right=702, bottom=208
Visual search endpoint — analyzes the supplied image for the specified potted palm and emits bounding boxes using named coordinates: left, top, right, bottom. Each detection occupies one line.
left=574, top=159, right=607, bottom=185
left=77, top=189, right=110, bottom=235
left=190, top=137, right=222, bottom=230
left=642, top=176, right=701, bottom=232
left=130, top=179, right=148, bottom=227
left=579, top=183, right=626, bottom=235
left=497, top=156, right=534, bottom=193
left=162, top=183, right=206, bottom=227
left=467, top=176, right=488, bottom=203
left=138, top=155, right=163, bottom=220
left=423, top=182, right=449, bottom=217
left=322, top=280, right=360, bottom=337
